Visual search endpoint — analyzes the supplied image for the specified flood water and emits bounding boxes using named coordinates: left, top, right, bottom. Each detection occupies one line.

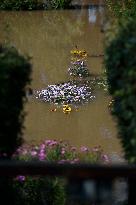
left=0, top=3, right=123, bottom=161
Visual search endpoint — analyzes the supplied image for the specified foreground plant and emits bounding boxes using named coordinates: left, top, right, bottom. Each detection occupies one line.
left=106, top=0, right=136, bottom=18
left=105, top=16, right=136, bottom=163
left=14, top=139, right=109, bottom=163
left=13, top=140, right=109, bottom=205
left=0, top=45, right=31, bottom=158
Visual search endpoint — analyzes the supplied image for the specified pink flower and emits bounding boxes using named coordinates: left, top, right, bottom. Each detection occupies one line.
left=40, top=144, right=46, bottom=149
left=30, top=151, right=37, bottom=157
left=80, top=146, right=89, bottom=152
left=49, top=141, right=58, bottom=146
left=92, top=146, right=100, bottom=152
left=45, top=140, right=52, bottom=145
left=61, top=150, right=65, bottom=155
left=71, top=147, right=77, bottom=151
left=45, top=140, right=57, bottom=146
left=38, top=152, right=46, bottom=161
left=39, top=149, right=45, bottom=154
left=22, top=149, right=28, bottom=155
left=102, top=154, right=109, bottom=162
left=16, top=175, right=25, bottom=182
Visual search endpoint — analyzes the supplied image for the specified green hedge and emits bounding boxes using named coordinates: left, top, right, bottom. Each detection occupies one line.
left=105, top=17, right=136, bottom=163
left=106, top=0, right=136, bottom=18
left=45, top=0, right=72, bottom=9
left=0, top=0, right=72, bottom=10
left=0, top=45, right=31, bottom=158
left=0, top=0, right=40, bottom=10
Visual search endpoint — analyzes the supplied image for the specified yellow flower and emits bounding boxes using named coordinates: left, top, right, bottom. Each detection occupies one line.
left=70, top=48, right=88, bottom=61
left=70, top=50, right=78, bottom=54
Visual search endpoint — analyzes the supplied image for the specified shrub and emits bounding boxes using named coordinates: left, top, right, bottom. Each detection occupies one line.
left=14, top=140, right=109, bottom=164
left=0, top=0, right=40, bottom=10
left=105, top=17, right=136, bottom=163
left=44, top=0, right=72, bottom=9
left=13, top=139, right=109, bottom=205
left=0, top=0, right=72, bottom=10
left=106, top=0, right=136, bottom=18
left=0, top=45, right=31, bottom=158
left=14, top=177, right=66, bottom=205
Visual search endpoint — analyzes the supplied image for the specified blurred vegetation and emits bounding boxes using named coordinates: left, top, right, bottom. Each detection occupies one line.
left=106, top=0, right=136, bottom=18
left=105, top=16, right=136, bottom=163
left=12, top=139, right=107, bottom=205
left=0, top=45, right=31, bottom=158
left=14, top=177, right=66, bottom=205
left=0, top=0, right=72, bottom=10
left=0, top=0, right=41, bottom=10
left=45, top=0, right=72, bottom=9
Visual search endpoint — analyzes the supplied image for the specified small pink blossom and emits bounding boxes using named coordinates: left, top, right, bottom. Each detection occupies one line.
left=102, top=154, right=109, bottom=162
left=45, top=140, right=52, bottom=145
left=92, top=146, right=100, bottom=152
left=45, top=140, right=57, bottom=146
left=80, top=146, right=89, bottom=152
left=40, top=144, right=46, bottom=149
left=38, top=152, right=46, bottom=161
left=16, top=175, right=25, bottom=182
left=49, top=141, right=58, bottom=146
left=22, top=149, right=28, bottom=155
left=31, top=151, right=37, bottom=157
left=61, top=150, right=65, bottom=155
left=71, top=147, right=77, bottom=151
left=39, top=149, right=45, bottom=154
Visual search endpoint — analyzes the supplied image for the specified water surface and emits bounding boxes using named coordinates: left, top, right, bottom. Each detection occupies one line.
left=0, top=5, right=123, bottom=160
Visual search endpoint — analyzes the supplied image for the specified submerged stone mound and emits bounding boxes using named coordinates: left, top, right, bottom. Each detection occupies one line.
left=35, top=81, right=95, bottom=105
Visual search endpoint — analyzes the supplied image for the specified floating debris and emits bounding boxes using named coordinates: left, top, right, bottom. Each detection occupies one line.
left=34, top=47, right=109, bottom=109
left=50, top=108, right=57, bottom=112
left=35, top=81, right=95, bottom=106
left=68, top=47, right=90, bottom=78
left=70, top=48, right=87, bottom=59
left=63, top=104, right=72, bottom=114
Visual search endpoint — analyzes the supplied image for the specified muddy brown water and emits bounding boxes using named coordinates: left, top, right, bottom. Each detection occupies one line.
left=0, top=4, right=123, bottom=161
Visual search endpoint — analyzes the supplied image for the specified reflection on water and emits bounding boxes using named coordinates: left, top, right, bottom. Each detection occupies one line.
left=88, top=6, right=97, bottom=23
left=0, top=5, right=123, bottom=161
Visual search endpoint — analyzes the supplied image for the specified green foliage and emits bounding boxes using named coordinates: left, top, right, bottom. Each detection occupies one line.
left=45, top=0, right=72, bottom=9
left=13, top=177, right=66, bottom=205
left=105, top=17, right=136, bottom=163
left=0, top=0, right=40, bottom=10
left=106, top=0, right=136, bottom=18
left=0, top=45, right=31, bottom=158
left=91, top=70, right=108, bottom=91
left=0, top=0, right=72, bottom=10
left=12, top=140, right=109, bottom=205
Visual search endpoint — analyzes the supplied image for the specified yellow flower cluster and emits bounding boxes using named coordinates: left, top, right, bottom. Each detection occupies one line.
left=70, top=48, right=87, bottom=61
